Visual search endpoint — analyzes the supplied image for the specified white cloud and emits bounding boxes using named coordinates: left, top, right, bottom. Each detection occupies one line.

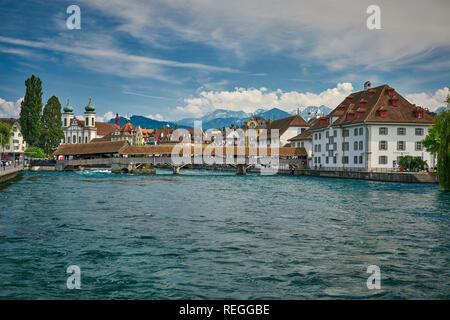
left=406, top=87, right=449, bottom=111
left=146, top=113, right=165, bottom=121
left=0, top=97, right=23, bottom=118
left=78, top=0, right=450, bottom=70
left=96, top=111, right=116, bottom=122
left=176, top=82, right=354, bottom=117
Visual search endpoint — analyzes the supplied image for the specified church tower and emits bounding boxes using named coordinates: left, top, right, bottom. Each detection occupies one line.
left=62, top=99, right=74, bottom=144
left=84, top=97, right=96, bottom=143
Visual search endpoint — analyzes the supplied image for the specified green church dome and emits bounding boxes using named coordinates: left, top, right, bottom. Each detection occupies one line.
left=63, top=99, right=73, bottom=113
left=85, top=97, right=95, bottom=112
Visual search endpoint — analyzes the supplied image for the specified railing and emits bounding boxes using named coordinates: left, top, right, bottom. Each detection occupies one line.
left=0, top=164, right=24, bottom=175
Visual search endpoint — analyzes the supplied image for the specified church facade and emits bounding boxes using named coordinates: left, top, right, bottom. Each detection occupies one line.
left=61, top=98, right=118, bottom=144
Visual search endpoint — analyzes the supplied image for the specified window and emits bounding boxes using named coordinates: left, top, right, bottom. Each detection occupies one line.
left=379, top=156, right=388, bottom=165
left=342, top=156, right=349, bottom=164
left=379, top=127, right=388, bottom=135
left=333, top=156, right=337, bottom=164
left=415, top=128, right=424, bottom=136
left=73, top=135, right=76, bottom=144
left=319, top=133, right=321, bottom=139
left=397, top=156, right=403, bottom=164
left=379, top=141, right=388, bottom=150
left=354, top=156, right=358, bottom=164
left=63, top=137, right=65, bottom=143
left=334, top=130, right=337, bottom=137
left=397, top=127, right=406, bottom=135
left=359, top=128, right=363, bottom=135
left=64, top=118, right=67, bottom=127
left=92, top=118, right=95, bottom=126
left=78, top=136, right=81, bottom=144
left=326, top=143, right=329, bottom=151
left=397, top=141, right=406, bottom=151
left=300, top=142, right=304, bottom=148
left=6, top=145, right=10, bottom=150
left=86, top=118, right=89, bottom=126
left=415, top=141, right=423, bottom=151
left=68, top=136, right=71, bottom=143
left=326, top=157, right=329, bottom=164
left=359, top=156, right=363, bottom=164
left=354, top=128, right=358, bottom=136
left=318, top=144, right=321, bottom=152
left=342, top=129, right=349, bottom=137
left=354, top=141, right=358, bottom=150
left=342, top=142, right=349, bottom=151
left=85, top=137, right=88, bottom=143
left=314, top=133, right=317, bottom=140
left=359, top=141, right=363, bottom=150
left=326, top=131, right=329, bottom=138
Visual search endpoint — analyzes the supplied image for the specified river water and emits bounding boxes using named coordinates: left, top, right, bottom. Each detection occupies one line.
left=0, top=170, right=448, bottom=299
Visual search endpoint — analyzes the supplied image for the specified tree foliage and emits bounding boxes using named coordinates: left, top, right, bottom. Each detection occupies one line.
left=20, top=75, right=43, bottom=146
left=0, top=122, right=11, bottom=147
left=398, top=156, right=427, bottom=171
left=423, top=101, right=450, bottom=190
left=25, top=146, right=46, bottom=158
left=39, top=96, right=64, bottom=156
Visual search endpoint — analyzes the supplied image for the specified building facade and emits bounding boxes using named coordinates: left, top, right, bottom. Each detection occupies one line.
left=308, top=83, right=435, bottom=170
left=0, top=118, right=27, bottom=161
left=61, top=98, right=118, bottom=144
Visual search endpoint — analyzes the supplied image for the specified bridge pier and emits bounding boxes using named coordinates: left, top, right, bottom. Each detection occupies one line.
left=172, top=166, right=181, bottom=174
left=236, top=164, right=249, bottom=175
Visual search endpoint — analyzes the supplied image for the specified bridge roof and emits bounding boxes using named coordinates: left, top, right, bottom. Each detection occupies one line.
left=54, top=140, right=129, bottom=156
left=120, top=145, right=306, bottom=157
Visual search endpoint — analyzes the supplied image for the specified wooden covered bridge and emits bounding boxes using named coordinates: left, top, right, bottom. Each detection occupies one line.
left=54, top=140, right=307, bottom=175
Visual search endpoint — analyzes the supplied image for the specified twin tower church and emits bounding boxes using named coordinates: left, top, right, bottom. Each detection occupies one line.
left=61, top=98, right=144, bottom=145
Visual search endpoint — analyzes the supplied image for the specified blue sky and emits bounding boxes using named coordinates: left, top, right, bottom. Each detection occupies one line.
left=0, top=0, right=449, bottom=122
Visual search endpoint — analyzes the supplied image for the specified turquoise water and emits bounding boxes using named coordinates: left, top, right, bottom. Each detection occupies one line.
left=0, top=170, right=449, bottom=299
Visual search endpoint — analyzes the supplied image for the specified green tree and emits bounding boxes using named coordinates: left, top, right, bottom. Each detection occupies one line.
left=423, top=105, right=450, bottom=190
left=0, top=121, right=11, bottom=148
left=20, top=75, right=43, bottom=146
left=25, top=146, right=46, bottom=158
left=39, top=96, right=64, bottom=156
left=398, top=156, right=427, bottom=171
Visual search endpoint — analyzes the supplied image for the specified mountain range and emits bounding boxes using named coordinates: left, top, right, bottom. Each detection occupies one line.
left=109, top=106, right=333, bottom=130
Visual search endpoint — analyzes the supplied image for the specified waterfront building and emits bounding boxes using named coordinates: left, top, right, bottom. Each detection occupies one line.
left=288, top=129, right=313, bottom=164
left=61, top=98, right=118, bottom=144
left=266, top=114, right=309, bottom=147
left=0, top=118, right=27, bottom=161
left=308, top=82, right=435, bottom=170
left=110, top=116, right=145, bottom=146
left=154, top=126, right=174, bottom=145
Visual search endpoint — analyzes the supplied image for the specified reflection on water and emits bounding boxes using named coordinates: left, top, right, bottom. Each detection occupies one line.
left=0, top=170, right=449, bottom=299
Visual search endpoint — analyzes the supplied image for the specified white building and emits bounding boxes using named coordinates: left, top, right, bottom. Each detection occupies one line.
left=266, top=114, right=309, bottom=147
left=61, top=98, right=118, bottom=144
left=307, top=83, right=435, bottom=170
left=288, top=129, right=312, bottom=163
left=0, top=118, right=27, bottom=161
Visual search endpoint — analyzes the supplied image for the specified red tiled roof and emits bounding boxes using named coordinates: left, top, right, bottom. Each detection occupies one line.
left=267, top=115, right=309, bottom=136
left=310, top=84, right=435, bottom=130
left=288, top=129, right=312, bottom=141
left=78, top=121, right=119, bottom=136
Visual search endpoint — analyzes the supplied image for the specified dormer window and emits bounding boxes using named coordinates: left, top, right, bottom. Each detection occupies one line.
left=415, top=109, right=424, bottom=119
left=368, top=89, right=375, bottom=98
left=359, top=100, right=367, bottom=108
left=356, top=108, right=365, bottom=118
left=387, top=88, right=395, bottom=97
left=345, top=96, right=353, bottom=103
left=390, top=97, right=399, bottom=107
left=346, top=112, right=354, bottom=120
left=379, top=108, right=387, bottom=117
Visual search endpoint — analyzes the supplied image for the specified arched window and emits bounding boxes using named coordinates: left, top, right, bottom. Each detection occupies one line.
left=92, top=118, right=95, bottom=126
left=86, top=118, right=89, bottom=126
left=63, top=136, right=65, bottom=143
left=85, top=137, right=88, bottom=143
left=64, top=118, right=67, bottom=127
left=73, top=135, right=76, bottom=144
left=78, top=136, right=81, bottom=143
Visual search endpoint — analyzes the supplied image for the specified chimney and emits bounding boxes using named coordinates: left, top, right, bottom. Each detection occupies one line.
left=364, top=81, right=371, bottom=91
left=307, top=112, right=311, bottom=121
left=115, top=113, right=119, bottom=126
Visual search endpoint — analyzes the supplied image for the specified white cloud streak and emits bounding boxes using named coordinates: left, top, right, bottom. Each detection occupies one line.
left=0, top=97, right=23, bottom=118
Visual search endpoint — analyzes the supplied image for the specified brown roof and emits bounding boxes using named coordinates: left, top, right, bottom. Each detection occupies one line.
left=120, top=145, right=304, bottom=157
left=288, top=129, right=313, bottom=141
left=0, top=118, right=19, bottom=126
left=54, top=140, right=129, bottom=156
left=77, top=120, right=119, bottom=136
left=91, top=132, right=112, bottom=143
left=267, top=114, right=309, bottom=136
left=310, top=84, right=435, bottom=130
